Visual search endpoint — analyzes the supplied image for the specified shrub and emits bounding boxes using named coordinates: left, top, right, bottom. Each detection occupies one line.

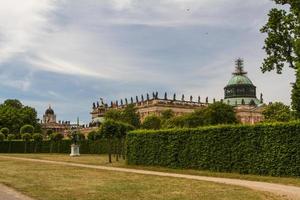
left=87, top=130, right=97, bottom=141
left=33, top=133, right=43, bottom=142
left=7, top=134, right=15, bottom=141
left=50, top=133, right=64, bottom=142
left=22, top=133, right=32, bottom=153
left=126, top=121, right=300, bottom=177
left=21, top=133, right=32, bottom=141
left=20, top=125, right=34, bottom=134
left=141, top=115, right=161, bottom=130
left=46, top=129, right=53, bottom=136
left=0, top=133, right=5, bottom=141
left=0, top=140, right=109, bottom=154
left=32, top=133, right=43, bottom=153
left=0, top=127, right=9, bottom=136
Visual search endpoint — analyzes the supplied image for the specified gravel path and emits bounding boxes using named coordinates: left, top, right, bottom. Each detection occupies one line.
left=1, top=156, right=300, bottom=200
left=0, top=183, right=34, bottom=200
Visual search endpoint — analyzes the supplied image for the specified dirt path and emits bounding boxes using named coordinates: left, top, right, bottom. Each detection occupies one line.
left=0, top=183, right=34, bottom=200
left=1, top=156, right=300, bottom=200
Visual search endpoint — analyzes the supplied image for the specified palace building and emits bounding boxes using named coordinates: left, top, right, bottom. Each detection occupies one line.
left=41, top=105, right=72, bottom=133
left=90, top=59, right=265, bottom=125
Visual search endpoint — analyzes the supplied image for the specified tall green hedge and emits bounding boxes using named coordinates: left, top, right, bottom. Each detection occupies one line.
left=126, top=121, right=300, bottom=177
left=0, top=140, right=109, bottom=154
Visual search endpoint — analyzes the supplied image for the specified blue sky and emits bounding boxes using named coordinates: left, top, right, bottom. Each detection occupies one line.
left=0, top=0, right=294, bottom=123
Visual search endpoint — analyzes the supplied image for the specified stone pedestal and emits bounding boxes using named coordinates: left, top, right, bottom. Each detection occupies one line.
left=70, top=144, right=80, bottom=157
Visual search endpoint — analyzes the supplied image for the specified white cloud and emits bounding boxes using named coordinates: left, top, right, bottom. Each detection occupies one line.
left=0, top=0, right=55, bottom=64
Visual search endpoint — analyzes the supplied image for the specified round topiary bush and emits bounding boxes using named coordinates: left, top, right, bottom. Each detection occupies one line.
left=22, top=133, right=32, bottom=141
left=33, top=133, right=43, bottom=142
left=20, top=125, right=34, bottom=134
left=7, top=134, right=15, bottom=141
left=0, top=133, right=5, bottom=141
left=0, top=127, right=9, bottom=136
left=50, top=132, right=64, bottom=142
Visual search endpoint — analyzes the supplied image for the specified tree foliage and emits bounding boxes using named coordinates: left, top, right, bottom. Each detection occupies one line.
left=32, top=133, right=43, bottom=142
left=0, top=133, right=5, bottom=141
left=122, top=104, right=140, bottom=128
left=205, top=102, right=237, bottom=125
left=21, top=133, right=32, bottom=141
left=141, top=115, right=161, bottom=130
left=104, top=104, right=141, bottom=128
left=262, top=102, right=292, bottom=122
left=0, top=128, right=9, bottom=136
left=261, top=0, right=300, bottom=116
left=163, top=102, right=237, bottom=128
left=50, top=132, right=64, bottom=142
left=7, top=134, right=15, bottom=141
left=20, top=125, right=34, bottom=134
left=0, top=99, right=38, bottom=134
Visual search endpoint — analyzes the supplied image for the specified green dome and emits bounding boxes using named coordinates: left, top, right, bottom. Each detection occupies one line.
left=227, top=75, right=253, bottom=86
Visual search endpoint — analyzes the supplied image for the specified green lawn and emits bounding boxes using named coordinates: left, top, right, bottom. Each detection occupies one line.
left=3, top=153, right=300, bottom=187
left=0, top=156, right=279, bottom=200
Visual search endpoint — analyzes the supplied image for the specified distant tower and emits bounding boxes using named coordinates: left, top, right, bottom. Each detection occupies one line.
left=224, top=58, right=260, bottom=106
left=43, top=105, right=56, bottom=123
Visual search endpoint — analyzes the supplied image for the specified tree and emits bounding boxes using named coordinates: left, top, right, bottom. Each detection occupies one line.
left=50, top=133, right=64, bottom=153
left=262, top=102, right=292, bottom=122
left=7, top=134, right=15, bottom=153
left=46, top=129, right=53, bottom=137
left=100, top=120, right=120, bottom=163
left=87, top=130, right=97, bottom=141
left=0, top=127, right=9, bottom=136
left=121, top=104, right=140, bottom=128
left=141, top=115, right=161, bottom=130
left=0, top=99, right=38, bottom=134
left=0, top=133, right=5, bottom=142
left=117, top=122, right=134, bottom=159
left=20, top=125, right=34, bottom=135
left=261, top=0, right=300, bottom=116
left=104, top=109, right=122, bottom=121
left=32, top=133, right=43, bottom=153
left=161, top=109, right=175, bottom=121
left=21, top=133, right=32, bottom=153
left=205, top=102, right=237, bottom=125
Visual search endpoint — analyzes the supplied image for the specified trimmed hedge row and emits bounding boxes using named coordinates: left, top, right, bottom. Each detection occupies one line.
left=126, top=121, right=300, bottom=177
left=0, top=140, right=109, bottom=154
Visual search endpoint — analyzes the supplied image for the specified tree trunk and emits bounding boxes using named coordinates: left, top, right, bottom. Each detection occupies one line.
left=116, top=140, right=119, bottom=162
left=8, top=141, right=11, bottom=153
left=108, top=139, right=112, bottom=163
left=50, top=141, right=53, bottom=153
left=34, top=142, right=38, bottom=153
left=57, top=141, right=60, bottom=153
left=24, top=142, right=27, bottom=153
left=121, top=138, right=126, bottom=160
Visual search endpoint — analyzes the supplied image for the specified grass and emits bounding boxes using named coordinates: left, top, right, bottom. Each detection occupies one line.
left=0, top=156, right=279, bottom=200
left=3, top=153, right=300, bottom=187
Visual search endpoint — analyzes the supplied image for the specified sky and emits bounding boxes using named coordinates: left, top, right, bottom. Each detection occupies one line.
left=0, top=0, right=295, bottom=123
